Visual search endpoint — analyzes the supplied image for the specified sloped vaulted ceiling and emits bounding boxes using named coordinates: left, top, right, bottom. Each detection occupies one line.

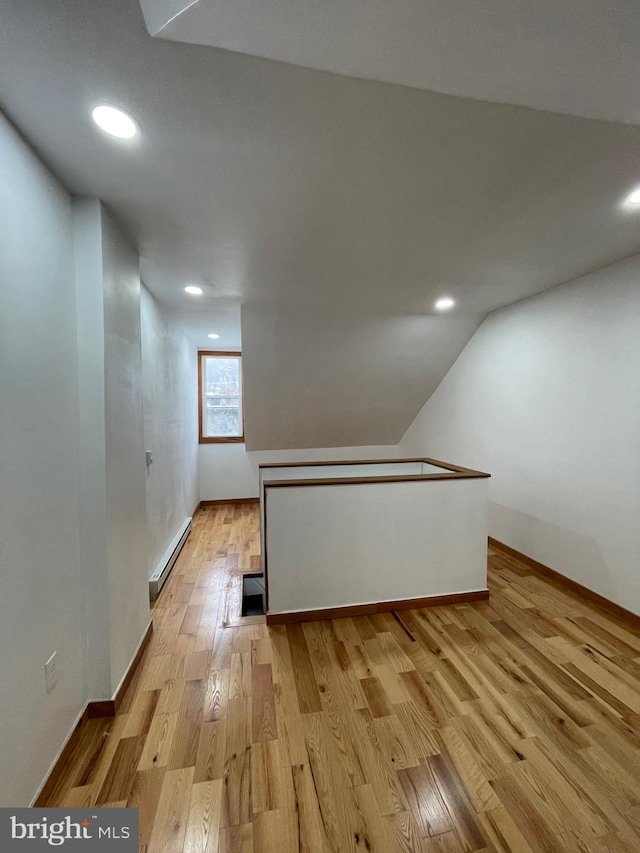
left=140, top=0, right=640, bottom=126
left=2, top=0, right=640, bottom=449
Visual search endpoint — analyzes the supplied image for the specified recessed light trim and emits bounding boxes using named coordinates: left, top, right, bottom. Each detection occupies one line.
left=208, top=333, right=220, bottom=339
left=623, top=186, right=640, bottom=206
left=91, top=105, right=139, bottom=139
left=184, top=286, right=203, bottom=295
left=435, top=297, right=455, bottom=311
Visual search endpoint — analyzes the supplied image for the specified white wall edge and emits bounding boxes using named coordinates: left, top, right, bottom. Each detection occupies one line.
left=29, top=706, right=87, bottom=807
left=110, top=618, right=154, bottom=702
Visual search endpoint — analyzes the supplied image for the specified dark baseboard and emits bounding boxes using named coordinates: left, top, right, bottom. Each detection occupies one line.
left=85, top=700, right=114, bottom=719
left=200, top=497, right=259, bottom=507
left=266, top=589, right=490, bottom=625
left=489, top=537, right=640, bottom=632
left=34, top=621, right=153, bottom=806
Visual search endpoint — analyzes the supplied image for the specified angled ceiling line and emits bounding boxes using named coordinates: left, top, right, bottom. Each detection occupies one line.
left=148, top=0, right=202, bottom=36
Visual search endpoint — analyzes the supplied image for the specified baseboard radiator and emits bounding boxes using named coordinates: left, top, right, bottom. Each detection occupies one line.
left=149, top=517, right=192, bottom=600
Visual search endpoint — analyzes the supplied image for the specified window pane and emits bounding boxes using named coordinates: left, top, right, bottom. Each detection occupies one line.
left=206, top=404, right=241, bottom=437
left=202, top=355, right=243, bottom=439
left=205, top=357, right=240, bottom=398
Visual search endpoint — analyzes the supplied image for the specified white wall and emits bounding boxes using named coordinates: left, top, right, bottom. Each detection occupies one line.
left=72, top=202, right=154, bottom=699
left=265, top=478, right=488, bottom=613
left=0, top=113, right=85, bottom=807
left=141, top=287, right=198, bottom=576
left=0, top=111, right=197, bottom=805
left=101, top=207, right=150, bottom=695
left=400, top=256, right=640, bottom=615
left=73, top=198, right=111, bottom=700
left=199, top=443, right=399, bottom=500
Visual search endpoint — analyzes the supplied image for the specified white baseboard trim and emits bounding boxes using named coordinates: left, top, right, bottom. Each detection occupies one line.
left=149, top=517, right=192, bottom=600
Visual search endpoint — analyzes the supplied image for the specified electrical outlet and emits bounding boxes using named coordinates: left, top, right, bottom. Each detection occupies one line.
left=44, top=652, right=58, bottom=694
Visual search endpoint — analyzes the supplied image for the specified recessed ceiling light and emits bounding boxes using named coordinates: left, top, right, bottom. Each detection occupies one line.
left=208, top=333, right=220, bottom=339
left=91, top=105, right=139, bottom=139
left=435, top=297, right=455, bottom=311
left=184, top=286, right=203, bottom=295
left=623, top=186, right=640, bottom=206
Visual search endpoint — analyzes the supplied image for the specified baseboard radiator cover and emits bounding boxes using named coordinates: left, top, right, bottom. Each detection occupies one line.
left=149, top=517, right=192, bottom=600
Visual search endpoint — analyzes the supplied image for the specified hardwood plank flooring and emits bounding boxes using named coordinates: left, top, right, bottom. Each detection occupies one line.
left=44, top=504, right=640, bottom=851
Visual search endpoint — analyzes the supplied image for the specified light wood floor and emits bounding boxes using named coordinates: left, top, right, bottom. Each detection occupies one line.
left=43, top=503, right=640, bottom=852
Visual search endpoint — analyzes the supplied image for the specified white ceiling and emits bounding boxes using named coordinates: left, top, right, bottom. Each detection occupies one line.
left=168, top=299, right=242, bottom=351
left=2, top=1, right=640, bottom=448
left=141, top=0, right=640, bottom=126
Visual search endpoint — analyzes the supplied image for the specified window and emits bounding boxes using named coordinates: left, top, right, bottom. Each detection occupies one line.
left=198, top=351, right=244, bottom=443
